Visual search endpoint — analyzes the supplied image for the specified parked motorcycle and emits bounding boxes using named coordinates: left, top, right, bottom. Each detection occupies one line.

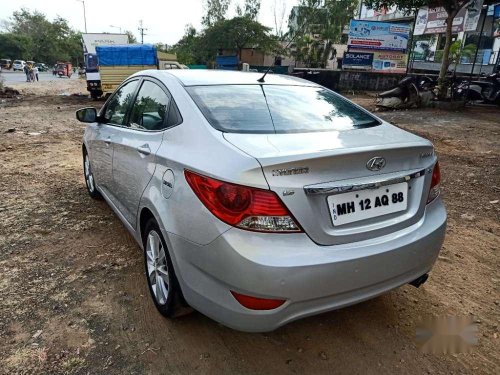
left=455, top=70, right=500, bottom=105
left=376, top=76, right=435, bottom=110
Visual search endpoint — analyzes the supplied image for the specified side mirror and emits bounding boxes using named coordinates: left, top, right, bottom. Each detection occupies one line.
left=76, top=107, right=97, bottom=123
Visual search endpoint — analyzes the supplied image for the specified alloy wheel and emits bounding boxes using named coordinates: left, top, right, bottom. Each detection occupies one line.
left=146, top=230, right=169, bottom=305
left=84, top=154, right=95, bottom=193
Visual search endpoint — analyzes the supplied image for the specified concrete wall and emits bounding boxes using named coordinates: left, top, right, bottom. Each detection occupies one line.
left=293, top=69, right=404, bottom=92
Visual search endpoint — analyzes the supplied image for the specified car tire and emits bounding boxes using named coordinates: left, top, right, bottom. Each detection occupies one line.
left=83, top=149, right=102, bottom=200
left=142, top=218, right=191, bottom=318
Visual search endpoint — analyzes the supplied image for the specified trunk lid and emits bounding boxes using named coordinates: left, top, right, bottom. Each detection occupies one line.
left=224, top=123, right=436, bottom=245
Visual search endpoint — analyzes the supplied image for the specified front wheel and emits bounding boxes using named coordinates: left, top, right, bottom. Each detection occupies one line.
left=143, top=219, right=191, bottom=318
left=83, top=150, right=101, bottom=199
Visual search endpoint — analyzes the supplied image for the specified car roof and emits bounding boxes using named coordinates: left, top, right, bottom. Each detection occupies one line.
left=142, top=69, right=319, bottom=87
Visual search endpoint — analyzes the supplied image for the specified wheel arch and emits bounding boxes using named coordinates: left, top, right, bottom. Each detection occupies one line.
left=139, top=206, right=157, bottom=242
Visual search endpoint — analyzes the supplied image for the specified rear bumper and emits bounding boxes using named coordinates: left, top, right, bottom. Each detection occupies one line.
left=166, top=199, right=446, bottom=332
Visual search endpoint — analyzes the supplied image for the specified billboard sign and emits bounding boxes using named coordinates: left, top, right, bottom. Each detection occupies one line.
left=342, top=50, right=407, bottom=73
left=372, top=51, right=407, bottom=73
left=343, top=52, right=374, bottom=69
left=414, top=0, right=483, bottom=35
left=82, top=33, right=129, bottom=54
left=347, top=20, right=410, bottom=52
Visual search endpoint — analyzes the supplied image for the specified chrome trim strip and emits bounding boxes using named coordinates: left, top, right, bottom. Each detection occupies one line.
left=304, top=168, right=429, bottom=196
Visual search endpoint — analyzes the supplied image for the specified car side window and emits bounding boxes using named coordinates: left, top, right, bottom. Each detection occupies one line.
left=129, top=81, right=171, bottom=131
left=103, top=80, right=139, bottom=125
left=166, top=100, right=183, bottom=127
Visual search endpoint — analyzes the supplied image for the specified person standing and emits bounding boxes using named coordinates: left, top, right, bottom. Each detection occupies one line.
left=32, top=65, right=39, bottom=81
left=23, top=64, right=31, bottom=82
left=28, top=64, right=35, bottom=82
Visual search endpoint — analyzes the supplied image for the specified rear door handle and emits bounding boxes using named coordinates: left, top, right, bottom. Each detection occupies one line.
left=136, top=144, right=151, bottom=156
left=104, top=136, right=112, bottom=146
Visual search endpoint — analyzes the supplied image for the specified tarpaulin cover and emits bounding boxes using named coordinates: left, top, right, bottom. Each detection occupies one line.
left=96, top=44, right=157, bottom=66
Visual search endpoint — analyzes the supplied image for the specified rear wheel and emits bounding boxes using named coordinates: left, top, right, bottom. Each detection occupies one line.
left=83, top=150, right=101, bottom=199
left=143, top=219, right=191, bottom=318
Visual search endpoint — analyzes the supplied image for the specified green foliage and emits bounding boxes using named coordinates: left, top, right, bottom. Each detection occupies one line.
left=289, top=0, right=358, bottom=68
left=236, top=0, right=262, bottom=20
left=125, top=30, right=138, bottom=44
left=0, top=33, right=33, bottom=60
left=202, top=17, right=278, bottom=60
left=363, top=0, right=479, bottom=15
left=202, top=0, right=232, bottom=27
left=172, top=17, right=277, bottom=65
left=449, top=40, right=475, bottom=64
left=0, top=8, right=82, bottom=64
left=171, top=25, right=205, bottom=65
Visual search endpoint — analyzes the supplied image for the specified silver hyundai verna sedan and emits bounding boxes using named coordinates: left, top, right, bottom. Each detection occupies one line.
left=76, top=70, right=446, bottom=332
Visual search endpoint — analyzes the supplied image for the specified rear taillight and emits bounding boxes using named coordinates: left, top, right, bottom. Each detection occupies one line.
left=184, top=170, right=302, bottom=233
left=427, top=161, right=441, bottom=204
left=231, top=291, right=286, bottom=310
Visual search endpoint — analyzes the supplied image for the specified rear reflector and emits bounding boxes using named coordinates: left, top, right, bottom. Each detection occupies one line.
left=231, top=291, right=286, bottom=310
left=427, top=161, right=441, bottom=204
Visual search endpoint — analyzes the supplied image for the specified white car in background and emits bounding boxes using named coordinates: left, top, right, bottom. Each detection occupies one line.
left=12, top=60, right=26, bottom=71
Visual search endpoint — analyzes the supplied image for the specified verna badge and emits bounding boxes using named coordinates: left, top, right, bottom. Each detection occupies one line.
left=366, top=157, right=386, bottom=171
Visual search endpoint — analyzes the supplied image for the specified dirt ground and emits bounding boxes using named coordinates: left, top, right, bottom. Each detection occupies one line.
left=0, top=80, right=498, bottom=375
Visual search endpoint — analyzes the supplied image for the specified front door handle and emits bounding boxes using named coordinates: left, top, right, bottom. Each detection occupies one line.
left=136, top=144, right=151, bottom=156
left=104, top=136, right=112, bottom=146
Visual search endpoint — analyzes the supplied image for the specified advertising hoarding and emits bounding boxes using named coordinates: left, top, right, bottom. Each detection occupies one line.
left=82, top=33, right=129, bottom=54
left=413, top=0, right=483, bottom=35
left=347, top=20, right=410, bottom=52
left=342, top=50, right=407, bottom=73
left=371, top=51, right=407, bottom=73
left=343, top=52, right=374, bottom=69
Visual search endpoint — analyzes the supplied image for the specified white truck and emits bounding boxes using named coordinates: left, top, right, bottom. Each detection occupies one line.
left=82, top=33, right=129, bottom=99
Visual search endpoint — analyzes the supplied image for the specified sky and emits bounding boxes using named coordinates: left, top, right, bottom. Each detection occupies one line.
left=0, top=0, right=299, bottom=45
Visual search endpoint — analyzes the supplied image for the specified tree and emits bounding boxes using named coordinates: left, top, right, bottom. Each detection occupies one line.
left=364, top=0, right=490, bottom=96
left=171, top=25, right=207, bottom=65
left=124, top=30, right=138, bottom=44
left=202, top=16, right=278, bottom=61
left=202, top=0, right=232, bottom=27
left=236, top=0, right=261, bottom=20
left=448, top=39, right=475, bottom=75
left=288, top=0, right=358, bottom=68
left=0, top=33, right=32, bottom=60
left=1, top=8, right=82, bottom=64
left=272, top=0, right=287, bottom=38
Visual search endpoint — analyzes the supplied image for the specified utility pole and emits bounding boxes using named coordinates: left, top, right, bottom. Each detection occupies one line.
left=77, top=0, right=87, bottom=33
left=138, top=20, right=147, bottom=44
left=358, top=0, right=363, bottom=20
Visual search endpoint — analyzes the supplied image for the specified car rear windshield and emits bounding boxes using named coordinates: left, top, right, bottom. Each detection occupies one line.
left=186, top=84, right=380, bottom=133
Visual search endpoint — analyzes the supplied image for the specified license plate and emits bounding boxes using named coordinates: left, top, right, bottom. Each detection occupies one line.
left=327, top=182, right=408, bottom=226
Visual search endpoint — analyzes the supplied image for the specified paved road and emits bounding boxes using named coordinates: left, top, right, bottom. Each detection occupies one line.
left=0, top=70, right=79, bottom=84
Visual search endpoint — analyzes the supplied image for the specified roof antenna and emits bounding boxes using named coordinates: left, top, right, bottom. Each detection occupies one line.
left=257, top=65, right=273, bottom=83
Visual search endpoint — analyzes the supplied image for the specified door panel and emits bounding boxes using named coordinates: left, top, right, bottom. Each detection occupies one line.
left=89, top=123, right=115, bottom=192
left=111, top=130, right=163, bottom=225
left=92, top=79, right=140, bottom=202
left=111, top=79, right=171, bottom=226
